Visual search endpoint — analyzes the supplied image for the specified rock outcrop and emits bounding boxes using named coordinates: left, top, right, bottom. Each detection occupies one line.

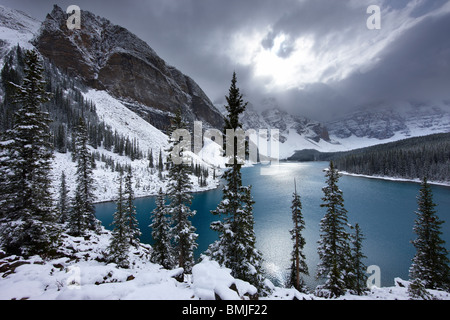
left=33, top=5, right=224, bottom=131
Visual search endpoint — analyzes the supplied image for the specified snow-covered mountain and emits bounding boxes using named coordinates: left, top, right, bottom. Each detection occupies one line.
left=0, top=5, right=40, bottom=59
left=0, top=4, right=222, bottom=203
left=33, top=5, right=224, bottom=131
left=2, top=4, right=450, bottom=165
left=327, top=101, right=450, bottom=140
left=224, top=98, right=336, bottom=159
left=223, top=96, right=450, bottom=158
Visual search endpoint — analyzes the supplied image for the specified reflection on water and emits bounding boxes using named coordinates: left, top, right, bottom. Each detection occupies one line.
left=96, top=162, right=450, bottom=289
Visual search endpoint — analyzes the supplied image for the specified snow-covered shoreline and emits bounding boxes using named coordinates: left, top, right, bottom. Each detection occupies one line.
left=339, top=171, right=450, bottom=187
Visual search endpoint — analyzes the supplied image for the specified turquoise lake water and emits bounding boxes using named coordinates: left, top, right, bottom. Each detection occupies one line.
left=95, top=162, right=450, bottom=289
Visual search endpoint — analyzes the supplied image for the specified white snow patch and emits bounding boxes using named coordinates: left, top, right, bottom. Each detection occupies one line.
left=1, top=231, right=449, bottom=300
left=83, top=89, right=168, bottom=155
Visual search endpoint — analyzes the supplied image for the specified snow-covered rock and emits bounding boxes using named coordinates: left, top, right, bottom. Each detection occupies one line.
left=1, top=230, right=449, bottom=300
left=33, top=4, right=224, bottom=131
left=192, top=257, right=258, bottom=300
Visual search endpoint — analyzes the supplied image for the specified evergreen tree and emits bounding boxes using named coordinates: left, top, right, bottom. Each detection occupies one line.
left=166, top=110, right=198, bottom=276
left=124, top=167, right=141, bottom=248
left=149, top=149, right=154, bottom=168
left=0, top=50, right=22, bottom=132
left=407, top=278, right=434, bottom=300
left=349, top=223, right=368, bottom=295
left=159, top=148, right=164, bottom=171
left=150, top=188, right=175, bottom=269
left=233, top=185, right=265, bottom=291
left=55, top=124, right=67, bottom=153
left=287, top=179, right=309, bottom=292
left=207, top=73, right=264, bottom=291
left=58, top=172, right=70, bottom=224
left=0, top=49, right=58, bottom=257
left=68, top=118, right=98, bottom=236
left=316, top=161, right=352, bottom=298
left=409, top=177, right=450, bottom=291
left=106, top=172, right=129, bottom=268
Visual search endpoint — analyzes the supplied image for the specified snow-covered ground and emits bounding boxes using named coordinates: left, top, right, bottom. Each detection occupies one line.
left=83, top=89, right=168, bottom=156
left=49, top=89, right=224, bottom=204
left=1, top=228, right=449, bottom=300
left=50, top=147, right=221, bottom=204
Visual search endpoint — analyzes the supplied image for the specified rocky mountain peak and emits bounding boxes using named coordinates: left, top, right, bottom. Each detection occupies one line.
left=33, top=5, right=224, bottom=131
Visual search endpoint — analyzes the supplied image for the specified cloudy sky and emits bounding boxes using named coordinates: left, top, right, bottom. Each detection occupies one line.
left=2, top=0, right=450, bottom=120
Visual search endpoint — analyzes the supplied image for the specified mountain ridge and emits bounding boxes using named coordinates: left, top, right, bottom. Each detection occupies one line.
left=1, top=4, right=450, bottom=160
left=326, top=102, right=450, bottom=140
left=32, top=5, right=224, bottom=131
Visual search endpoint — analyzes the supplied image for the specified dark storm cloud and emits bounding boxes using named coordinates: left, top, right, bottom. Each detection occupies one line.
left=337, top=11, right=450, bottom=105
left=288, top=9, right=450, bottom=121
left=1, top=0, right=449, bottom=120
left=251, top=1, right=450, bottom=120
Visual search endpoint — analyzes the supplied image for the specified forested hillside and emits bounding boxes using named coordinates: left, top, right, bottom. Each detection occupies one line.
left=333, top=133, right=450, bottom=182
left=1, top=46, right=145, bottom=163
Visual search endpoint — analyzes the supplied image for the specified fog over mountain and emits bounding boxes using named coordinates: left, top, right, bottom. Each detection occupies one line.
left=2, top=0, right=450, bottom=122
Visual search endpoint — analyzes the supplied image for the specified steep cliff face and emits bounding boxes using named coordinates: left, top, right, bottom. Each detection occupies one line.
left=33, top=5, right=224, bottom=131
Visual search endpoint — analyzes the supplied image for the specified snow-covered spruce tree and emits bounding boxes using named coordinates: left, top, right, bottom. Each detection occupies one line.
left=349, top=223, right=368, bottom=295
left=148, top=149, right=154, bottom=169
left=106, top=171, right=129, bottom=268
left=407, top=278, right=434, bottom=300
left=316, top=161, right=352, bottom=298
left=124, top=166, right=141, bottom=248
left=158, top=148, right=164, bottom=180
left=68, top=118, right=99, bottom=236
left=208, top=72, right=247, bottom=268
left=150, top=188, right=175, bottom=269
left=58, top=171, right=70, bottom=224
left=207, top=72, right=264, bottom=291
left=166, top=109, right=198, bottom=276
left=287, top=179, right=309, bottom=292
left=233, top=185, right=264, bottom=290
left=0, top=49, right=58, bottom=257
left=409, top=177, right=450, bottom=291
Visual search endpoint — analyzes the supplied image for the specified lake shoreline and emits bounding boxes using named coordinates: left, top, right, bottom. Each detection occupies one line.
left=339, top=171, right=450, bottom=187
